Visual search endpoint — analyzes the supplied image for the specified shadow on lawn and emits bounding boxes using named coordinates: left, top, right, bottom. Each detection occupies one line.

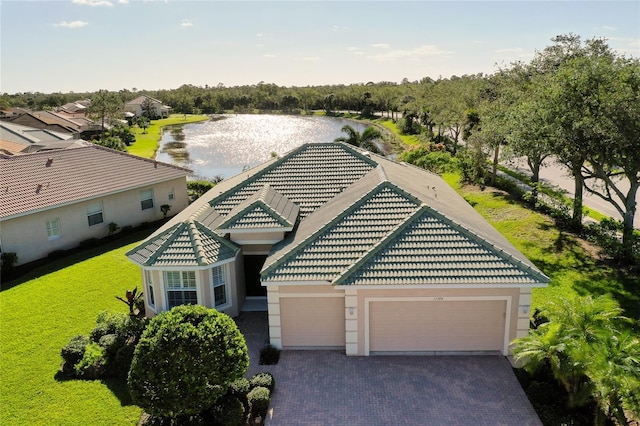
left=54, top=371, right=135, bottom=406
left=1, top=226, right=159, bottom=292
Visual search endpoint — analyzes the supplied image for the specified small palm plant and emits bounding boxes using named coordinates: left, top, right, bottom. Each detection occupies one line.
left=116, top=288, right=144, bottom=317
left=334, top=124, right=383, bottom=154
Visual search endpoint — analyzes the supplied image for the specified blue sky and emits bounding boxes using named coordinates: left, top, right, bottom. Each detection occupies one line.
left=1, top=1, right=638, bottom=94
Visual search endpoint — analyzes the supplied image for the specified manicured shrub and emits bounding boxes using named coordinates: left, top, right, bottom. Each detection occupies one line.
left=60, top=334, right=90, bottom=374
left=228, top=377, right=250, bottom=400
left=1, top=252, right=18, bottom=275
left=90, top=311, right=127, bottom=342
left=79, top=237, right=100, bottom=248
left=250, top=372, right=275, bottom=392
left=128, top=305, right=249, bottom=419
left=259, top=344, right=280, bottom=365
left=247, top=386, right=270, bottom=418
left=208, top=395, right=245, bottom=426
left=98, top=333, right=121, bottom=358
left=74, top=342, right=108, bottom=379
left=114, top=343, right=136, bottom=378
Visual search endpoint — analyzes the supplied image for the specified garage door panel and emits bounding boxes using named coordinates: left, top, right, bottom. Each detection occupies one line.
left=280, top=297, right=345, bottom=348
left=370, top=300, right=505, bottom=352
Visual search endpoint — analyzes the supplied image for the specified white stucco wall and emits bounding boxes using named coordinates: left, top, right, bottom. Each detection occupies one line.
left=0, top=177, right=188, bottom=265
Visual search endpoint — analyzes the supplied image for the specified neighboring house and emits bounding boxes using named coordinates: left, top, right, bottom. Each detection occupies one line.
left=0, top=145, right=191, bottom=265
left=127, top=143, right=549, bottom=356
left=0, top=121, right=75, bottom=155
left=124, top=95, right=171, bottom=119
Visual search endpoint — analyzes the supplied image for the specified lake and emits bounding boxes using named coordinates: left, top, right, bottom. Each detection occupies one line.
left=155, top=114, right=368, bottom=180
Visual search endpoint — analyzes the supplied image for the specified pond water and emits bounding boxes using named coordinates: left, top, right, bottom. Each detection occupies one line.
left=155, top=114, right=368, bottom=180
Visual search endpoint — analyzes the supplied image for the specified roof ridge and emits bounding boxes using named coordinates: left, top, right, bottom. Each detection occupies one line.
left=261, top=179, right=416, bottom=277
left=206, top=144, right=312, bottom=210
left=193, top=220, right=242, bottom=253
left=187, top=219, right=207, bottom=265
left=132, top=222, right=184, bottom=266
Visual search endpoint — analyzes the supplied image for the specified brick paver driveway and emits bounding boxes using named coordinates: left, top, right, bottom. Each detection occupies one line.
left=237, top=312, right=541, bottom=426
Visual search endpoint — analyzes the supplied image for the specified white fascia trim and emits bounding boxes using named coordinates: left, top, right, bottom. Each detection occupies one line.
left=231, top=239, right=283, bottom=244
left=262, top=280, right=332, bottom=286
left=335, top=283, right=548, bottom=290
left=142, top=256, right=237, bottom=271
left=1, top=176, right=187, bottom=221
left=221, top=227, right=292, bottom=234
left=278, top=293, right=344, bottom=298
left=363, top=295, right=512, bottom=356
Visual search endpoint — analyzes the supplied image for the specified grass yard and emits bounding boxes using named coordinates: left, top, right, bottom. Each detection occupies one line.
left=378, top=120, right=422, bottom=146
left=0, top=233, right=153, bottom=425
left=445, top=173, right=640, bottom=320
left=127, top=114, right=209, bottom=159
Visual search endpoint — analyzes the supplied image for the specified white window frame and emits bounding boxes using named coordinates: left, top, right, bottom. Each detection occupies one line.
left=87, top=202, right=104, bottom=226
left=164, top=271, right=198, bottom=309
left=140, top=188, right=154, bottom=211
left=212, top=265, right=230, bottom=309
left=145, top=270, right=155, bottom=309
left=46, top=218, right=62, bottom=240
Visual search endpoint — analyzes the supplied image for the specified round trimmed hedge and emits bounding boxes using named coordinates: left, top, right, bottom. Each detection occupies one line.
left=127, top=305, right=249, bottom=418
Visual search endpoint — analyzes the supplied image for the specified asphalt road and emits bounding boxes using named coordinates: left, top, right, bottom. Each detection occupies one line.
left=503, top=157, right=639, bottom=230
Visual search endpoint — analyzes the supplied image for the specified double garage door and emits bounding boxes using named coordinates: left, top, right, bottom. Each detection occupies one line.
left=369, top=300, right=506, bottom=353
left=279, top=296, right=506, bottom=354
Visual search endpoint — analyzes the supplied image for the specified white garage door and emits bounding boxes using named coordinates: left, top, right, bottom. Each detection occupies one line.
left=280, top=297, right=345, bottom=348
left=369, top=300, right=506, bottom=353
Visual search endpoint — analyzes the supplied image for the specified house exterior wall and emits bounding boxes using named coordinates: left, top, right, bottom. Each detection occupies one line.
left=1, top=177, right=188, bottom=265
left=267, top=284, right=522, bottom=356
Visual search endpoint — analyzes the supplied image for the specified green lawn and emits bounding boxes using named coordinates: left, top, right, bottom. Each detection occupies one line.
left=0, top=234, right=151, bottom=425
left=378, top=120, right=421, bottom=146
left=127, top=114, right=210, bottom=159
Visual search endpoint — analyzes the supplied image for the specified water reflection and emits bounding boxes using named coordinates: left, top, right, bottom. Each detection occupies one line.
left=156, top=114, right=367, bottom=180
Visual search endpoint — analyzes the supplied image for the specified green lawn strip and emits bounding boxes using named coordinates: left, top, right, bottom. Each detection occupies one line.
left=454, top=180, right=640, bottom=320
left=127, top=114, right=210, bottom=159
left=378, top=121, right=421, bottom=146
left=0, top=242, right=144, bottom=425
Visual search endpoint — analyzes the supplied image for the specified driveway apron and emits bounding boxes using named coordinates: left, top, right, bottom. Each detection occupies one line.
left=236, top=312, right=541, bottom=426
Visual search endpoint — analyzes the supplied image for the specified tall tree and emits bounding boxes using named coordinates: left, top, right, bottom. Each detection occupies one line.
left=88, top=90, right=122, bottom=139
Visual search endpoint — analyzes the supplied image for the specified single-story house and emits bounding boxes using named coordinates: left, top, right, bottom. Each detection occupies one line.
left=127, top=143, right=549, bottom=356
left=124, top=95, right=171, bottom=119
left=0, top=145, right=191, bottom=265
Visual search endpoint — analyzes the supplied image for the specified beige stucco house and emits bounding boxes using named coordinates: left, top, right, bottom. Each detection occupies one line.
left=127, top=143, right=549, bottom=356
left=0, top=145, right=190, bottom=266
left=124, top=95, right=171, bottom=119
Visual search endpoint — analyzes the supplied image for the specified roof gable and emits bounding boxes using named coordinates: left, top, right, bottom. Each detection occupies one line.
left=217, top=184, right=299, bottom=231
left=334, top=205, right=550, bottom=286
left=126, top=220, right=239, bottom=267
left=261, top=181, right=421, bottom=282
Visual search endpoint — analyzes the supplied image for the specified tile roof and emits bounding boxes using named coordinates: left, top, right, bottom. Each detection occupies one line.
left=217, top=184, right=299, bottom=231
left=126, top=220, right=239, bottom=267
left=0, top=122, right=70, bottom=145
left=206, top=143, right=377, bottom=219
left=261, top=181, right=422, bottom=282
left=0, top=145, right=191, bottom=219
left=129, top=142, right=549, bottom=288
left=333, top=205, right=550, bottom=286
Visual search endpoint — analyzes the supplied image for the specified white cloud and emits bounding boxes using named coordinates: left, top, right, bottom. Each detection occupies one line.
left=368, top=45, right=453, bottom=61
left=371, top=43, right=390, bottom=49
left=180, top=19, right=193, bottom=28
left=72, top=0, right=113, bottom=6
left=301, top=56, right=321, bottom=62
left=118, top=0, right=129, bottom=3
left=263, top=54, right=277, bottom=58
left=54, top=20, right=89, bottom=28
left=256, top=33, right=263, bottom=38
left=331, top=25, right=349, bottom=32
left=256, top=44, right=264, bottom=48
left=601, top=25, right=617, bottom=31
left=346, top=47, right=359, bottom=51
left=495, top=48, right=524, bottom=53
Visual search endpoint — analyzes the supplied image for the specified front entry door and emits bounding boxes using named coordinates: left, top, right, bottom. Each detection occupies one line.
left=244, top=255, right=267, bottom=297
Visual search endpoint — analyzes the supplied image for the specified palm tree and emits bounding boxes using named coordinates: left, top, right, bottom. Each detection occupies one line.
left=334, top=124, right=383, bottom=154
left=584, top=330, right=640, bottom=426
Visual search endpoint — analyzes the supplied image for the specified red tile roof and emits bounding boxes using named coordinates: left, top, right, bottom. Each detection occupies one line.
left=0, top=145, right=190, bottom=219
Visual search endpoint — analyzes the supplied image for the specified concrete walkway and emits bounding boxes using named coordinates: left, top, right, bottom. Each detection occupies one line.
left=236, top=312, right=541, bottom=426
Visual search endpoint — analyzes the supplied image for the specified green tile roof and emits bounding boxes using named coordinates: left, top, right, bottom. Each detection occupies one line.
left=126, top=220, right=239, bottom=267
left=217, top=184, right=299, bottom=230
left=261, top=181, right=422, bottom=282
left=208, top=143, right=377, bottom=219
left=333, top=205, right=550, bottom=286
